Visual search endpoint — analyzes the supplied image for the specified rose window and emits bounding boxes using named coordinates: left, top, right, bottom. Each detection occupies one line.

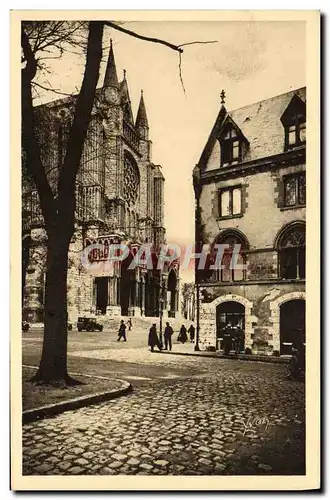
left=123, top=156, right=139, bottom=206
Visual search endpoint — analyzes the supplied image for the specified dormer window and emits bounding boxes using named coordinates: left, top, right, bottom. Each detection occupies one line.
left=221, top=126, right=241, bottom=166
left=286, top=114, right=306, bottom=149
left=281, top=94, right=306, bottom=151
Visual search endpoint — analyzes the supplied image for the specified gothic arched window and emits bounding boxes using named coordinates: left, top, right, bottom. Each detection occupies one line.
left=213, top=230, right=248, bottom=282
left=278, top=223, right=305, bottom=279
left=123, top=154, right=139, bottom=206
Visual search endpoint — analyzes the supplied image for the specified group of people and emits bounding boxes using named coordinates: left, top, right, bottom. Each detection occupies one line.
left=177, top=324, right=195, bottom=344
left=148, top=322, right=196, bottom=352
left=117, top=318, right=196, bottom=352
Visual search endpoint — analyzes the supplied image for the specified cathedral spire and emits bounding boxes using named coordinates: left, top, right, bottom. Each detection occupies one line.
left=136, top=90, right=149, bottom=129
left=103, top=39, right=119, bottom=88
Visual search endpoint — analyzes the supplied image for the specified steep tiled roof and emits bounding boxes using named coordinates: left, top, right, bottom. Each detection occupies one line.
left=198, top=87, right=306, bottom=168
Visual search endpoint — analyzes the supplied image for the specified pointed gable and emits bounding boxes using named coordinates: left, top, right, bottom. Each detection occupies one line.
left=218, top=114, right=249, bottom=144
left=280, top=93, right=306, bottom=125
left=197, top=104, right=227, bottom=170
left=197, top=87, right=306, bottom=171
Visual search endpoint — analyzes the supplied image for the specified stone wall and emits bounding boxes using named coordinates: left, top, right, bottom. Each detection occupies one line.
left=200, top=165, right=306, bottom=250
left=198, top=282, right=305, bottom=353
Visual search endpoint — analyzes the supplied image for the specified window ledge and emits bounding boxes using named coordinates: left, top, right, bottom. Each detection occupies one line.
left=200, top=278, right=306, bottom=287
left=221, top=161, right=240, bottom=168
left=280, top=205, right=306, bottom=211
left=216, top=214, right=244, bottom=221
left=284, top=144, right=306, bottom=152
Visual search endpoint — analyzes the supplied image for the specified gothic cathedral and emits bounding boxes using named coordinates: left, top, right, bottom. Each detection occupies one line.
left=22, top=40, right=180, bottom=324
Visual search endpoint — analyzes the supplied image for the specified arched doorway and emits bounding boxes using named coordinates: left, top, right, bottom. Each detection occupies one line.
left=216, top=301, right=245, bottom=352
left=167, top=269, right=177, bottom=318
left=280, top=299, right=305, bottom=355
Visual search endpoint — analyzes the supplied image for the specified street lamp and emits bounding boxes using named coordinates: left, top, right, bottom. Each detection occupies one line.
left=158, top=272, right=164, bottom=348
left=194, top=283, right=201, bottom=351
left=193, top=164, right=202, bottom=352
left=159, top=296, right=164, bottom=348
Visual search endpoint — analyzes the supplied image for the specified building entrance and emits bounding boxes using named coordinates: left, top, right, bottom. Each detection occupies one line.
left=95, top=277, right=108, bottom=315
left=280, top=299, right=305, bottom=355
left=216, top=301, right=245, bottom=352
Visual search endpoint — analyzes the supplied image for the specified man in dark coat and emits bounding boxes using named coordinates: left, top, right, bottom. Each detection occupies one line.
left=164, top=322, right=174, bottom=351
left=188, top=324, right=195, bottom=343
left=223, top=324, right=232, bottom=356
left=148, top=323, right=162, bottom=352
left=117, top=320, right=127, bottom=342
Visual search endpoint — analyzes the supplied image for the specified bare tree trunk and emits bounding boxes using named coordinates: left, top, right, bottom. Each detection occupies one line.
left=31, top=226, right=76, bottom=384
left=22, top=21, right=104, bottom=385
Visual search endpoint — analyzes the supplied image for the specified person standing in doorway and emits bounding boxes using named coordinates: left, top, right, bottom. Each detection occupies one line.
left=164, top=322, right=174, bottom=351
left=117, top=320, right=127, bottom=342
left=148, top=323, right=162, bottom=352
left=127, top=318, right=132, bottom=331
left=223, top=323, right=232, bottom=356
left=188, top=324, right=195, bottom=343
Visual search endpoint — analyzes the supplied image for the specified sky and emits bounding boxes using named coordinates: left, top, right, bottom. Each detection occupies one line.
left=34, top=20, right=306, bottom=282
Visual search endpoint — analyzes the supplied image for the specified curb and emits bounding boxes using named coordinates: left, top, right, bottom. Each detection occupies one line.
left=158, top=350, right=289, bottom=364
left=23, top=379, right=132, bottom=424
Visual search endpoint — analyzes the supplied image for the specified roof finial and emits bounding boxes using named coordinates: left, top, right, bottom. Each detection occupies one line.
left=220, top=89, right=226, bottom=105
left=141, top=89, right=144, bottom=96
left=110, top=38, right=113, bottom=47
left=123, top=69, right=126, bottom=79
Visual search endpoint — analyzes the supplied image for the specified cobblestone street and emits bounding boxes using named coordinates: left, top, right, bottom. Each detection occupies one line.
left=22, top=332, right=305, bottom=476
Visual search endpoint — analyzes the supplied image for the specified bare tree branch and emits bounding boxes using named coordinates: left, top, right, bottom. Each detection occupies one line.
left=32, top=81, right=74, bottom=97
left=21, top=27, right=56, bottom=228
left=178, top=40, right=218, bottom=48
left=178, top=52, right=186, bottom=93
left=103, top=21, right=184, bottom=53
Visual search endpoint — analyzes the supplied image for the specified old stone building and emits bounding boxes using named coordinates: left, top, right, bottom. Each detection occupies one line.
left=193, top=87, right=306, bottom=355
left=22, top=41, right=180, bottom=324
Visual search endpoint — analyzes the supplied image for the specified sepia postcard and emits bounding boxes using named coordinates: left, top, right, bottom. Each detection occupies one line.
left=11, top=9, right=320, bottom=491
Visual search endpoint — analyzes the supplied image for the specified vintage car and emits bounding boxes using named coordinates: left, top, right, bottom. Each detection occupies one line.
left=77, top=317, right=103, bottom=332
left=22, top=321, right=30, bottom=332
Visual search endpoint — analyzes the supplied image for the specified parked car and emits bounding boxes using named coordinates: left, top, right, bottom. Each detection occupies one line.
left=22, top=321, right=30, bottom=332
left=77, top=317, right=103, bottom=332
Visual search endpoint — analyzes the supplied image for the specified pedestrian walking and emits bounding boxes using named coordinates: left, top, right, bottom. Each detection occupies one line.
left=188, top=324, right=195, bottom=343
left=164, top=322, right=174, bottom=351
left=178, top=325, right=188, bottom=343
left=127, top=317, right=132, bottom=331
left=117, top=320, right=127, bottom=342
left=148, top=323, right=162, bottom=352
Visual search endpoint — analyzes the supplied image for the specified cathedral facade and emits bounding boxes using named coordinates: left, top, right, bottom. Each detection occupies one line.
left=22, top=41, right=180, bottom=324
